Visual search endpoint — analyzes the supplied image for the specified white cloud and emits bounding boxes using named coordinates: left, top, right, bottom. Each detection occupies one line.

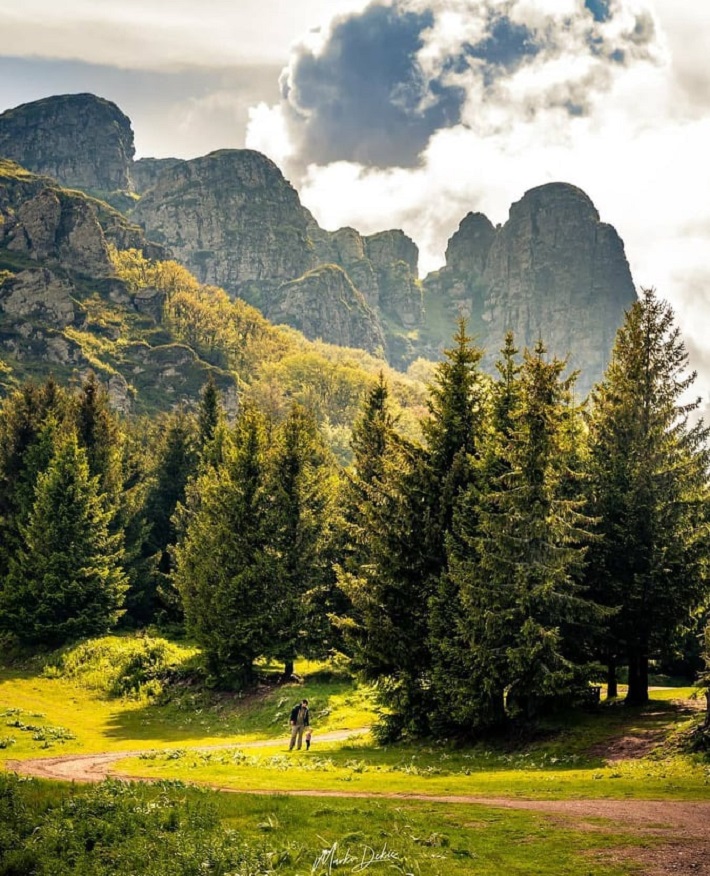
left=244, top=0, right=710, bottom=400
left=0, top=0, right=369, bottom=69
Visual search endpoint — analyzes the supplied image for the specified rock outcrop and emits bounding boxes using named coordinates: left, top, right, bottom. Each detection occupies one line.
left=0, top=94, right=135, bottom=194
left=131, top=149, right=419, bottom=358
left=132, top=149, right=317, bottom=290
left=423, top=184, right=636, bottom=396
left=132, top=157, right=184, bottom=194
left=0, top=161, right=234, bottom=412
left=0, top=161, right=113, bottom=277
left=265, top=264, right=386, bottom=355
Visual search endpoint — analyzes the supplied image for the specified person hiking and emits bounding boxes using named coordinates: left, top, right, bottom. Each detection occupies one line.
left=288, top=698, right=309, bottom=751
left=305, top=727, right=313, bottom=750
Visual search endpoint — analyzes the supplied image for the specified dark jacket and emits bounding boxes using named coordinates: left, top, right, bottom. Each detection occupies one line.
left=290, top=703, right=309, bottom=726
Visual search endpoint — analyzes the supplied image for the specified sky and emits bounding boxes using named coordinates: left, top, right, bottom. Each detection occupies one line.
left=1, top=0, right=709, bottom=402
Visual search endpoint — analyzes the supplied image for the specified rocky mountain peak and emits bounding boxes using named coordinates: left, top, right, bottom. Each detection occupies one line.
left=132, top=149, right=316, bottom=290
left=0, top=93, right=135, bottom=194
left=444, top=212, right=496, bottom=276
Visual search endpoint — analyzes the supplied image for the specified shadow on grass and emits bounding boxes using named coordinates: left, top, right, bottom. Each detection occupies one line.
left=100, top=675, right=365, bottom=745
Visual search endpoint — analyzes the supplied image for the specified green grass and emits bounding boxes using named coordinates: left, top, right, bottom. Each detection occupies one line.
left=1, top=637, right=705, bottom=874
left=0, top=634, right=376, bottom=762
left=1, top=635, right=705, bottom=806
left=0, top=774, right=642, bottom=875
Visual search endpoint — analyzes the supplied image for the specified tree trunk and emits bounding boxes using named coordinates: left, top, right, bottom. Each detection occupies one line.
left=705, top=691, right=710, bottom=729
left=283, top=658, right=294, bottom=681
left=606, top=658, right=618, bottom=699
left=625, top=649, right=649, bottom=705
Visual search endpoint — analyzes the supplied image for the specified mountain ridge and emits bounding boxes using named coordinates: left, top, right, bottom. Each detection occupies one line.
left=0, top=92, right=638, bottom=399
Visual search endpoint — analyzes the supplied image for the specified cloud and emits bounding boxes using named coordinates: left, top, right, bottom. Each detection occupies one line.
left=0, top=0, right=368, bottom=69
left=276, top=3, right=466, bottom=168
left=246, top=0, right=710, bottom=402
left=248, top=0, right=662, bottom=171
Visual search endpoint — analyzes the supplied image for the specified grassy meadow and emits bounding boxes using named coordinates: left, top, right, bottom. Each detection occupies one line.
left=1, top=633, right=708, bottom=875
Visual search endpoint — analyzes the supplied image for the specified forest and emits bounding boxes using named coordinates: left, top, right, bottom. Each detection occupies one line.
left=1, top=285, right=709, bottom=743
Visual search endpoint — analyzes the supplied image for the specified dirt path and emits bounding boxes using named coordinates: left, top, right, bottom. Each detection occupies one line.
left=5, top=733, right=710, bottom=876
left=4, top=727, right=365, bottom=782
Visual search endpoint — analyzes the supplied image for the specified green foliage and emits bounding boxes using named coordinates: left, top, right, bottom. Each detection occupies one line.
left=0, top=432, right=127, bottom=646
left=586, top=289, right=710, bottom=705
left=262, top=404, right=340, bottom=673
left=173, top=405, right=273, bottom=686
left=42, top=634, right=199, bottom=699
left=0, top=775, right=275, bottom=876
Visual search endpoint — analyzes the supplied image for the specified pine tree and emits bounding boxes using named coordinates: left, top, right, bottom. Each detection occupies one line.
left=586, top=289, right=710, bottom=705
left=341, top=436, right=440, bottom=739
left=0, top=432, right=127, bottom=645
left=197, top=375, right=224, bottom=466
left=74, top=371, right=122, bottom=496
left=436, top=333, right=522, bottom=731
left=0, top=378, right=71, bottom=579
left=172, top=404, right=270, bottom=686
left=338, top=373, right=397, bottom=582
left=424, top=320, right=488, bottom=730
left=263, top=404, right=335, bottom=679
left=134, top=409, right=198, bottom=624
left=451, top=341, right=594, bottom=726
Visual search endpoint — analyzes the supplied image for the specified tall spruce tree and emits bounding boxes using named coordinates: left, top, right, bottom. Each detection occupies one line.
left=74, top=371, right=122, bottom=496
left=425, top=320, right=488, bottom=731
left=0, top=432, right=127, bottom=645
left=586, top=289, right=710, bottom=705
left=341, top=435, right=440, bottom=739
left=173, top=404, right=271, bottom=686
left=435, top=333, right=522, bottom=731
left=135, top=409, right=198, bottom=624
left=341, top=324, right=488, bottom=738
left=263, top=404, right=335, bottom=679
left=450, top=341, right=594, bottom=726
left=0, top=378, right=71, bottom=580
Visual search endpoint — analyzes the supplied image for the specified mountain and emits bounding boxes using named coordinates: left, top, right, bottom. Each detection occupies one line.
left=423, top=183, right=636, bottom=396
left=0, top=159, right=236, bottom=412
left=0, top=94, right=135, bottom=198
left=0, top=159, right=427, bottom=447
left=130, top=148, right=420, bottom=359
left=0, top=93, right=639, bottom=397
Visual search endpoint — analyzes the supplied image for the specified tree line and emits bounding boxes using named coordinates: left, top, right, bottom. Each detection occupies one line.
left=0, top=289, right=708, bottom=738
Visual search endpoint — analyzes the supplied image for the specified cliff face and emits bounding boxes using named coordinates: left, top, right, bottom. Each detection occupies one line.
left=131, top=149, right=420, bottom=360
left=132, top=150, right=317, bottom=291
left=0, top=161, right=233, bottom=413
left=0, top=94, right=135, bottom=194
left=423, top=184, right=636, bottom=396
left=131, top=157, right=183, bottom=194
left=266, top=264, right=386, bottom=355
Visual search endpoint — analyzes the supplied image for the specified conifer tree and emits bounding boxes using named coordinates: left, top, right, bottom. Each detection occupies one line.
left=450, top=341, right=594, bottom=726
left=0, top=378, right=71, bottom=579
left=424, top=320, right=488, bottom=729
left=0, top=432, right=127, bottom=645
left=263, top=404, right=335, bottom=678
left=435, top=333, right=522, bottom=730
left=342, top=436, right=440, bottom=738
left=339, top=373, right=396, bottom=577
left=132, top=410, right=197, bottom=623
left=586, top=289, right=710, bottom=705
left=173, top=404, right=271, bottom=686
left=74, top=371, right=122, bottom=497
left=197, top=375, right=225, bottom=467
